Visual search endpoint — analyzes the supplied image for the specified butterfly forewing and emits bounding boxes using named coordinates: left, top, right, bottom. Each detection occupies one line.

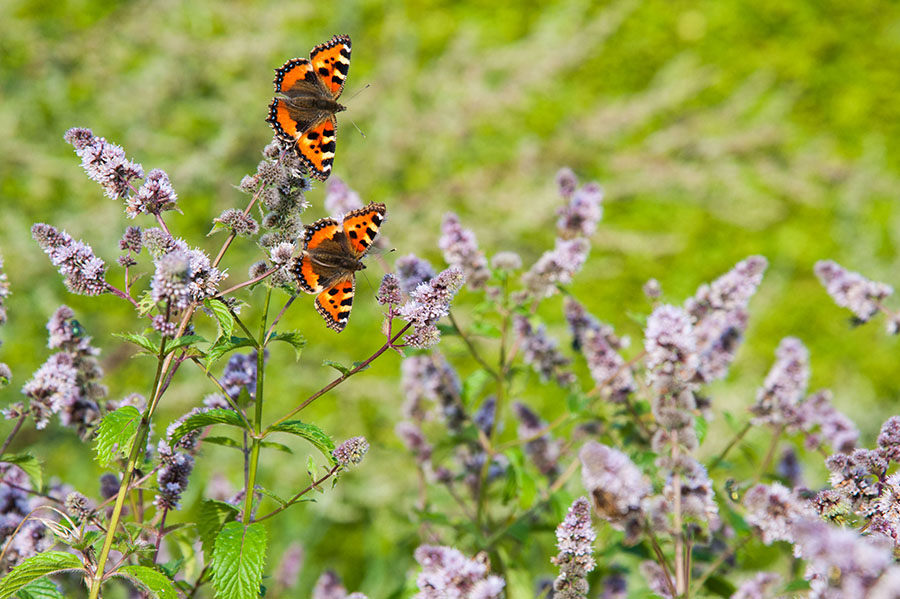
left=341, top=203, right=387, bottom=257
left=315, top=277, right=355, bottom=332
left=309, top=35, right=352, bottom=97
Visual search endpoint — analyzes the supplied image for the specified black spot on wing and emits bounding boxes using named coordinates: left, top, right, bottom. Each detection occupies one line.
left=372, top=213, right=383, bottom=225
left=328, top=287, right=339, bottom=296
left=307, top=131, right=320, bottom=140
left=321, top=140, right=336, bottom=154
left=334, top=62, right=349, bottom=75
left=365, top=227, right=377, bottom=239
left=340, top=298, right=353, bottom=307
left=340, top=48, right=351, bottom=59
left=331, top=75, right=344, bottom=86
left=318, top=67, right=329, bottom=77
left=348, top=230, right=358, bottom=239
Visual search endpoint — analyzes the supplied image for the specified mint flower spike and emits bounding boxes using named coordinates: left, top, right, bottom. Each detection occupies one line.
left=398, top=267, right=465, bottom=349
left=333, top=436, right=369, bottom=467
left=32, top=223, right=108, bottom=296
left=412, top=545, right=505, bottom=599
left=395, top=253, right=436, bottom=295
left=815, top=259, right=893, bottom=323
left=64, top=127, right=144, bottom=200
left=551, top=497, right=597, bottom=599
left=439, top=212, right=489, bottom=290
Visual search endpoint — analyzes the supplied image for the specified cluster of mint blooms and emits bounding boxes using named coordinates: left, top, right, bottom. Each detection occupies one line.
left=0, top=127, right=899, bottom=598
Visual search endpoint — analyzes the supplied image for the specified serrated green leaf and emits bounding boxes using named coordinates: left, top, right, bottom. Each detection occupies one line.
left=94, top=406, right=142, bottom=467
left=321, top=360, right=349, bottom=376
left=696, top=415, right=709, bottom=445
left=436, top=323, right=458, bottom=337
left=306, top=456, right=317, bottom=480
left=202, top=436, right=244, bottom=450
left=205, top=299, right=235, bottom=340
left=13, top=577, right=63, bottom=599
left=136, top=290, right=157, bottom=316
left=116, top=566, right=176, bottom=599
left=0, top=552, right=83, bottom=599
left=260, top=441, right=292, bottom=454
left=113, top=332, right=159, bottom=355
left=267, top=421, right=335, bottom=465
left=198, top=499, right=240, bottom=560
left=269, top=332, right=306, bottom=360
left=211, top=521, right=267, bottom=599
left=206, top=336, right=256, bottom=368
left=0, top=454, right=43, bottom=492
left=256, top=486, right=287, bottom=506
left=170, top=409, right=249, bottom=443
left=164, top=334, right=207, bottom=355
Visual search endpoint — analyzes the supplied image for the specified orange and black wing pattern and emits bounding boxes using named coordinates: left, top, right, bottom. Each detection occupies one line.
left=266, top=58, right=317, bottom=143
left=293, top=218, right=341, bottom=293
left=341, top=202, right=386, bottom=257
left=295, top=119, right=337, bottom=181
left=315, top=277, right=355, bottom=332
left=310, top=34, right=352, bottom=98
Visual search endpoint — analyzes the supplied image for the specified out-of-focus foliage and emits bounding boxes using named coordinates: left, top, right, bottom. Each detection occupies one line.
left=2, top=0, right=900, bottom=596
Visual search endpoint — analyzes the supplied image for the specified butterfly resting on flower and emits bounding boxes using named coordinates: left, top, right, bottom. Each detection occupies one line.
left=293, top=202, right=386, bottom=331
left=266, top=34, right=352, bottom=181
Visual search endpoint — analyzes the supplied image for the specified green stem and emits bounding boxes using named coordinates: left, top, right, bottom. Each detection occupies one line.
left=243, top=288, right=271, bottom=523
left=709, top=421, right=752, bottom=471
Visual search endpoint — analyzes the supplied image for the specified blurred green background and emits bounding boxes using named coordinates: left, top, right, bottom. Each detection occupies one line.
left=2, top=0, right=900, bottom=596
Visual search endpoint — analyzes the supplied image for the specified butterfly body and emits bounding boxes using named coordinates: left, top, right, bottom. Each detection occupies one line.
left=293, top=203, right=386, bottom=331
left=267, top=35, right=352, bottom=181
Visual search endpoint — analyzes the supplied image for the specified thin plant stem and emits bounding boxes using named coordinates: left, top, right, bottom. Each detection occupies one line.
left=155, top=213, right=172, bottom=238
left=755, top=424, right=784, bottom=484
left=264, top=294, right=297, bottom=345
left=0, top=412, right=26, bottom=455
left=186, top=562, right=213, bottom=599
left=187, top=356, right=253, bottom=429
left=647, top=526, right=679, bottom=599
left=217, top=267, right=277, bottom=298
left=671, top=438, right=685, bottom=596
left=231, top=310, right=259, bottom=344
left=709, top=421, right=752, bottom=471
left=265, top=323, right=411, bottom=432
left=244, top=287, right=271, bottom=523
left=153, top=506, right=168, bottom=564
left=212, top=188, right=262, bottom=268
left=255, top=465, right=340, bottom=522
left=105, top=282, right=139, bottom=308
left=692, top=537, right=749, bottom=593
left=448, top=310, right=499, bottom=379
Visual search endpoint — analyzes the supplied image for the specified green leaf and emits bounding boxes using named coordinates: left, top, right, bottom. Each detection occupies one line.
left=350, top=360, right=369, bottom=372
left=436, top=323, right=458, bottom=337
left=206, top=336, right=256, bottom=368
left=322, top=360, right=349, bottom=376
left=256, top=486, right=287, bottom=506
left=470, top=320, right=501, bottom=338
left=170, top=408, right=249, bottom=443
left=164, top=334, right=207, bottom=355
left=13, top=577, right=63, bottom=599
left=94, top=406, right=142, bottom=467
left=267, top=421, right=335, bottom=465
left=116, top=566, right=177, bottom=599
left=205, top=299, right=235, bottom=340
left=696, top=415, right=709, bottom=445
left=306, top=456, right=317, bottom=480
left=136, top=290, right=157, bottom=316
left=113, top=332, right=159, bottom=355
left=269, top=332, right=306, bottom=360
left=260, top=441, right=293, bottom=454
left=211, top=521, right=267, bottom=599
left=0, top=552, right=83, bottom=599
left=0, top=454, right=43, bottom=492
left=197, top=499, right=239, bottom=560
left=202, top=436, right=244, bottom=450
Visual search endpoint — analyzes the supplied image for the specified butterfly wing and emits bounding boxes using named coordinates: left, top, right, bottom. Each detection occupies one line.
left=293, top=218, right=342, bottom=293
left=266, top=59, right=320, bottom=142
left=295, top=118, right=338, bottom=181
left=341, top=202, right=387, bottom=257
left=309, top=34, right=352, bottom=98
left=315, top=276, right=355, bottom=332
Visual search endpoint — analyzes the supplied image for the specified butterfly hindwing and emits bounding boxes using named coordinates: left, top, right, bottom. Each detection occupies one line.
left=309, top=34, right=352, bottom=97
left=315, top=277, right=355, bottom=332
left=341, top=202, right=387, bottom=257
left=296, top=119, right=337, bottom=181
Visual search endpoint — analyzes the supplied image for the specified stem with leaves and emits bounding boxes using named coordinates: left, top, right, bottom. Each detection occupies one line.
left=243, top=288, right=271, bottom=523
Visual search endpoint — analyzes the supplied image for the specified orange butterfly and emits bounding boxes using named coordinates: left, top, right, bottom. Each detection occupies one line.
left=293, top=202, right=386, bottom=331
left=266, top=34, right=352, bottom=180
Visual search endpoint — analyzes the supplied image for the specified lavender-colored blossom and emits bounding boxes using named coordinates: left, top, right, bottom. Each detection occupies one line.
left=396, top=254, right=436, bottom=295
left=513, top=402, right=560, bottom=477
left=152, top=315, right=177, bottom=337
left=202, top=393, right=231, bottom=410
left=100, top=473, right=120, bottom=499
left=413, top=545, right=505, bottom=599
left=556, top=167, right=578, bottom=199
left=643, top=278, right=661, bottom=300
left=395, top=421, right=433, bottom=465
left=215, top=208, right=259, bottom=236
left=644, top=304, right=698, bottom=388
left=522, top=238, right=590, bottom=299
left=275, top=542, right=304, bottom=590
left=776, top=447, right=803, bottom=488
left=150, top=242, right=226, bottom=309
left=325, top=176, right=363, bottom=217
left=334, top=436, right=369, bottom=467
left=514, top=315, right=575, bottom=386
left=400, top=353, right=465, bottom=430
left=490, top=251, right=522, bottom=271
left=788, top=390, right=859, bottom=453
left=579, top=441, right=650, bottom=529
left=878, top=416, right=900, bottom=463
left=871, top=473, right=900, bottom=548
left=0, top=465, right=54, bottom=570
left=583, top=328, right=633, bottom=402
left=398, top=267, right=465, bottom=348
left=221, top=351, right=259, bottom=401
left=64, top=127, right=144, bottom=200
left=166, top=407, right=209, bottom=452
left=557, top=182, right=603, bottom=239
left=551, top=497, right=596, bottom=599
left=743, top=483, right=815, bottom=544
left=127, top=169, right=177, bottom=218
left=791, top=517, right=896, bottom=599
left=473, top=396, right=496, bottom=436
left=815, top=260, right=893, bottom=322
left=141, top=227, right=176, bottom=257
left=826, top=449, right=886, bottom=516
left=640, top=561, right=672, bottom=599
left=0, top=255, right=8, bottom=328
left=440, top=213, right=489, bottom=290
left=731, top=572, right=782, bottom=599
left=155, top=440, right=194, bottom=510
left=664, top=458, right=719, bottom=528
left=377, top=273, right=402, bottom=306
left=313, top=571, right=347, bottom=599
left=64, top=492, right=91, bottom=522
left=563, top=297, right=603, bottom=350
left=32, top=224, right=108, bottom=296
left=751, top=337, right=809, bottom=425
left=687, top=256, right=767, bottom=318
left=601, top=573, right=627, bottom=599
left=119, top=226, right=142, bottom=253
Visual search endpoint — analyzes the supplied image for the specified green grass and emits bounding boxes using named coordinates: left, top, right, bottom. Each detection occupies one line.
left=2, top=0, right=900, bottom=595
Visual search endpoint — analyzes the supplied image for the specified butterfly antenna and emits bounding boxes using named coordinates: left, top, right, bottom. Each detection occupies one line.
left=347, top=83, right=370, bottom=102
left=349, top=119, right=366, bottom=139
